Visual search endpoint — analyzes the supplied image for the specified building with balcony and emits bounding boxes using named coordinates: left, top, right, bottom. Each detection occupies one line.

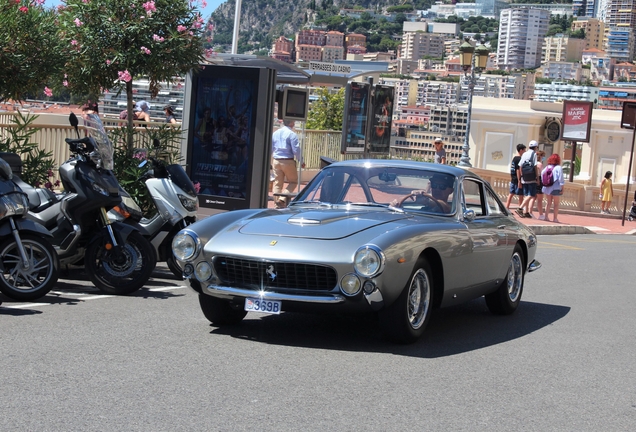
left=533, top=82, right=599, bottom=103
left=295, top=45, right=323, bottom=62
left=597, top=85, right=636, bottom=109
left=604, top=28, right=635, bottom=62
left=101, top=77, right=185, bottom=121
left=539, top=61, right=583, bottom=81
left=345, top=33, right=366, bottom=50
left=322, top=45, right=345, bottom=62
left=497, top=8, right=551, bottom=70
left=476, top=0, right=509, bottom=18
left=270, top=36, right=295, bottom=63
left=581, top=48, right=615, bottom=84
left=542, top=35, right=586, bottom=63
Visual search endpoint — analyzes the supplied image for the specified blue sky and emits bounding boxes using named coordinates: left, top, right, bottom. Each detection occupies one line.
left=45, top=0, right=226, bottom=20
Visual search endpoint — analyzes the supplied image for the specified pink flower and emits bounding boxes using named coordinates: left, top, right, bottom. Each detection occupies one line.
left=208, top=24, right=214, bottom=31
left=63, top=80, right=68, bottom=87
left=74, top=18, right=83, bottom=26
left=177, top=25, right=187, bottom=32
left=142, top=1, right=156, bottom=14
left=70, top=40, right=78, bottom=46
left=106, top=59, right=111, bottom=65
left=152, top=34, right=164, bottom=42
left=45, top=182, right=53, bottom=190
left=205, top=48, right=215, bottom=57
left=118, top=70, right=132, bottom=82
left=201, top=1, right=207, bottom=7
left=141, top=46, right=151, bottom=55
left=44, top=87, right=53, bottom=97
left=33, top=0, right=45, bottom=5
left=47, top=169, right=54, bottom=177
left=19, top=6, right=28, bottom=12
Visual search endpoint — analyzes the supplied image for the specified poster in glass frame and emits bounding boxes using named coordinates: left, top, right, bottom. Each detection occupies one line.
left=340, top=82, right=369, bottom=153
left=368, top=85, right=394, bottom=155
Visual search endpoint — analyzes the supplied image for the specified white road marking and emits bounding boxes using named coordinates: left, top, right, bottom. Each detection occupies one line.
left=2, top=284, right=186, bottom=309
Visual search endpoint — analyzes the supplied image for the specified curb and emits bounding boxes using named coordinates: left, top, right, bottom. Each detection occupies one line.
left=527, top=224, right=594, bottom=235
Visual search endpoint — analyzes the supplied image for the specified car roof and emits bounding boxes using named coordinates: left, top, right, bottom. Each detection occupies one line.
left=326, top=159, right=480, bottom=180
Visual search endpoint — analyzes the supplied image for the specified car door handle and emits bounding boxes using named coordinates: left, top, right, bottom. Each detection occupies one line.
left=498, top=225, right=506, bottom=229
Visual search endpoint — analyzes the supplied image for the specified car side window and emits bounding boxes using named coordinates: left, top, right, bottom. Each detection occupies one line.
left=462, top=179, right=485, bottom=216
left=486, top=188, right=505, bottom=215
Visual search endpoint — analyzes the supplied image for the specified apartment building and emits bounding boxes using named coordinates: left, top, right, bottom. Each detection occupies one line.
left=271, top=36, right=295, bottom=63
left=542, top=36, right=586, bottom=63
left=597, top=85, right=636, bottom=109
left=461, top=73, right=536, bottom=100
left=497, top=8, right=550, bottom=70
left=581, top=48, right=615, bottom=84
left=101, top=78, right=185, bottom=121
left=345, top=33, right=367, bottom=50
left=400, top=32, right=446, bottom=61
left=571, top=18, right=605, bottom=50
left=603, top=0, right=636, bottom=61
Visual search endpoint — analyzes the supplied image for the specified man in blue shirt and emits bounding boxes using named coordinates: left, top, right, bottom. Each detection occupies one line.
left=271, top=119, right=303, bottom=208
left=133, top=100, right=151, bottom=122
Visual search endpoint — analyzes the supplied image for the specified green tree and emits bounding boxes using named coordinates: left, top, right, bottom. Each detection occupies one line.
left=0, top=0, right=65, bottom=103
left=306, top=88, right=345, bottom=131
left=57, top=0, right=205, bottom=151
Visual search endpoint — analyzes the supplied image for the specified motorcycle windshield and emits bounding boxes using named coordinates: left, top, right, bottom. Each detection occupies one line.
left=83, top=113, right=114, bottom=170
left=167, top=164, right=197, bottom=197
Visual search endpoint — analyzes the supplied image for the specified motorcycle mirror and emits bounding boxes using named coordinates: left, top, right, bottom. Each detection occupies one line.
left=69, top=112, right=79, bottom=128
left=152, top=139, right=160, bottom=149
left=69, top=113, right=80, bottom=138
left=138, top=159, right=148, bottom=168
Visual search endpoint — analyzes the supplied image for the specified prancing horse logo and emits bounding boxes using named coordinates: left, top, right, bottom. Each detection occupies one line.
left=266, top=265, right=277, bottom=281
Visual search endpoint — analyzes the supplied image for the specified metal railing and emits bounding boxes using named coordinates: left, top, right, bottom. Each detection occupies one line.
left=2, top=114, right=630, bottom=213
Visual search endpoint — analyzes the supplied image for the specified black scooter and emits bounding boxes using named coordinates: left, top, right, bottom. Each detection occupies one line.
left=0, top=156, right=59, bottom=301
left=11, top=113, right=156, bottom=295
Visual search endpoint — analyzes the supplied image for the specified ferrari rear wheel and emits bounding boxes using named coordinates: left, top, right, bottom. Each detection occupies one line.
left=380, top=258, right=433, bottom=344
left=485, top=245, right=524, bottom=315
left=199, top=294, right=247, bottom=325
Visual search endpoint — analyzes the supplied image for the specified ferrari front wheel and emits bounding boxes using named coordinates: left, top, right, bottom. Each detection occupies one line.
left=380, top=258, right=433, bottom=344
left=199, top=294, right=247, bottom=325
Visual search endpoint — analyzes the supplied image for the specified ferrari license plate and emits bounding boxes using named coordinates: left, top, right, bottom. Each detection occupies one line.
left=244, top=298, right=281, bottom=314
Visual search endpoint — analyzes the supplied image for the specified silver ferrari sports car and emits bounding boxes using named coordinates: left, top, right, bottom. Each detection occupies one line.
left=173, top=160, right=540, bottom=343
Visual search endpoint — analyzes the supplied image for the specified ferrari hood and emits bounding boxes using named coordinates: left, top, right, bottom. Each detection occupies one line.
left=238, top=209, right=409, bottom=240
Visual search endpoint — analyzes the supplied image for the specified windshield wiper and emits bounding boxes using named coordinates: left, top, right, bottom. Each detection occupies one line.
left=349, top=202, right=404, bottom=213
left=288, top=200, right=331, bottom=208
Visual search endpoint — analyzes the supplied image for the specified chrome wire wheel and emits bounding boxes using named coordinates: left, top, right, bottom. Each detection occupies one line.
left=407, top=268, right=431, bottom=330
left=507, top=252, right=523, bottom=303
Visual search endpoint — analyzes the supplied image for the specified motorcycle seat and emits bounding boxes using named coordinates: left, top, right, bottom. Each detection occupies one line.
left=12, top=176, right=59, bottom=212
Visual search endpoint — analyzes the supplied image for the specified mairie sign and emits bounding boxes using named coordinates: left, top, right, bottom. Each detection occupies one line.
left=308, top=62, right=352, bottom=74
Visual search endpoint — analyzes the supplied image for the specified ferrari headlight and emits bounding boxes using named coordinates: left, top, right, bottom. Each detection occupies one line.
left=354, top=246, right=384, bottom=278
left=195, top=261, right=212, bottom=282
left=172, top=231, right=199, bottom=262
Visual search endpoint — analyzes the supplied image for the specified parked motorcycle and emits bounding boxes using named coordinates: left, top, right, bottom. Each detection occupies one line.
left=109, top=141, right=198, bottom=278
left=14, top=113, right=156, bottom=295
left=0, top=156, right=59, bottom=301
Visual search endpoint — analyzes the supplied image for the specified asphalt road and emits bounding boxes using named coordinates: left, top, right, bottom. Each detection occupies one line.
left=1, top=235, right=636, bottom=431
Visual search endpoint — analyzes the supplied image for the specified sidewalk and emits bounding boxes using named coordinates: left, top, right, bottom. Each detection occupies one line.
left=512, top=208, right=636, bottom=235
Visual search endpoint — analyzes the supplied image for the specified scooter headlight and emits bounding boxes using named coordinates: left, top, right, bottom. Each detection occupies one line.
left=178, top=194, right=198, bottom=212
left=172, top=231, right=200, bottom=262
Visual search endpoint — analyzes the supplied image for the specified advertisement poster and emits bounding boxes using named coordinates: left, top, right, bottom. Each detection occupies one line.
left=562, top=101, right=593, bottom=142
left=189, top=76, right=255, bottom=200
left=369, top=85, right=394, bottom=154
left=342, top=82, right=369, bottom=152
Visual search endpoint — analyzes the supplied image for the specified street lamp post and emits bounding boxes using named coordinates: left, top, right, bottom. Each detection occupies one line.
left=457, top=39, right=490, bottom=168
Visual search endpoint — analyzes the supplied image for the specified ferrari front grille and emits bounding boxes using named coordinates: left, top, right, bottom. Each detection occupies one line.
left=213, top=257, right=337, bottom=292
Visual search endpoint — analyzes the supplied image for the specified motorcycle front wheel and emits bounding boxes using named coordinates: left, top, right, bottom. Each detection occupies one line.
left=85, top=230, right=156, bottom=295
left=0, top=233, right=59, bottom=301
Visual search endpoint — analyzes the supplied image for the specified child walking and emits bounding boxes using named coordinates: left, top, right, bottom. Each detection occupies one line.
left=600, top=171, right=614, bottom=214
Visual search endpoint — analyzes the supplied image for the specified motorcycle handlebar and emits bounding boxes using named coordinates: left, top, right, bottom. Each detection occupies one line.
left=65, top=137, right=95, bottom=153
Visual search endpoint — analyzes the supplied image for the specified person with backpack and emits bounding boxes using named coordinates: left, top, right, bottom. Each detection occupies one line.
left=505, top=143, right=526, bottom=210
left=535, top=150, right=546, bottom=220
left=541, top=153, right=565, bottom=223
left=515, top=140, right=539, bottom=218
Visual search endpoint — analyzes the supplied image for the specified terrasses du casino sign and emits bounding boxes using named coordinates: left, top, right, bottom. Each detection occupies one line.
left=308, top=61, right=352, bottom=74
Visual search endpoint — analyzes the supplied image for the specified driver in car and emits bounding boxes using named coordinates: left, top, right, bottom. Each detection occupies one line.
left=391, top=173, right=454, bottom=213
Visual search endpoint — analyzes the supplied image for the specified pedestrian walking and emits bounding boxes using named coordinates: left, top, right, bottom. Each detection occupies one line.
left=271, top=119, right=303, bottom=208
left=505, top=143, right=526, bottom=210
left=515, top=140, right=539, bottom=218
left=600, top=171, right=614, bottom=214
left=433, top=138, right=446, bottom=164
left=541, top=153, right=565, bottom=223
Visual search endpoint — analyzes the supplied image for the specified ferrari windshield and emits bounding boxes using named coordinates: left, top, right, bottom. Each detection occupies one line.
left=292, top=165, right=457, bottom=215
left=83, top=113, right=114, bottom=170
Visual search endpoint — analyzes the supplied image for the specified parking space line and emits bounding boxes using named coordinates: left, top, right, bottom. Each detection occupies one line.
left=539, top=241, right=585, bottom=250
